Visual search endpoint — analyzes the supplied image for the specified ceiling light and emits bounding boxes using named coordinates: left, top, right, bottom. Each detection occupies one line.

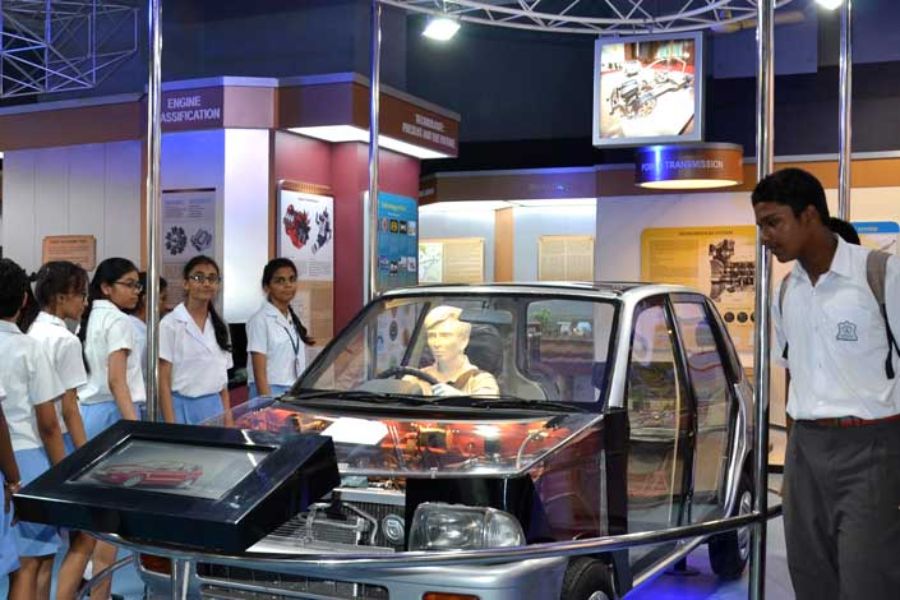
left=423, top=17, right=460, bottom=41
left=815, top=0, right=843, bottom=10
left=635, top=143, right=744, bottom=190
left=288, top=125, right=450, bottom=160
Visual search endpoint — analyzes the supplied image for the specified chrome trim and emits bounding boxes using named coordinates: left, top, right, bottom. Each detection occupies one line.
left=335, top=488, right=405, bottom=507
left=630, top=536, right=705, bottom=590
left=101, top=507, right=781, bottom=570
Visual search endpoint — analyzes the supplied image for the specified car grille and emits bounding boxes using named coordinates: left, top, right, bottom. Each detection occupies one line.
left=198, top=566, right=389, bottom=599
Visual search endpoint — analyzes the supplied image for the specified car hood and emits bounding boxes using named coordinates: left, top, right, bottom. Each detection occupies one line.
left=230, top=398, right=603, bottom=478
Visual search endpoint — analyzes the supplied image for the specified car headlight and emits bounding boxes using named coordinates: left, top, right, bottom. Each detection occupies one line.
left=409, top=503, right=525, bottom=551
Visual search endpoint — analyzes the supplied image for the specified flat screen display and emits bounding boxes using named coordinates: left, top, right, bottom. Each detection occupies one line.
left=593, top=32, right=703, bottom=147
left=69, top=439, right=270, bottom=501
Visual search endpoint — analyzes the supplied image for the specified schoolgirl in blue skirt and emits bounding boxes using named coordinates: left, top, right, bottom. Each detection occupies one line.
left=159, top=256, right=233, bottom=425
left=0, top=381, right=22, bottom=581
left=0, top=259, right=68, bottom=598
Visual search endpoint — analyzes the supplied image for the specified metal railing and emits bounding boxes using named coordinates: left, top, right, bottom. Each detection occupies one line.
left=75, top=503, right=782, bottom=598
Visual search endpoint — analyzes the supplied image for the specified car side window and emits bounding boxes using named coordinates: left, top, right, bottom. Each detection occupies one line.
left=627, top=299, right=682, bottom=432
left=672, top=301, right=730, bottom=433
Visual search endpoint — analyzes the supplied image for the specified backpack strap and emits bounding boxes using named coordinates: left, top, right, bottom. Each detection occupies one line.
left=866, top=250, right=900, bottom=379
left=778, top=274, right=791, bottom=361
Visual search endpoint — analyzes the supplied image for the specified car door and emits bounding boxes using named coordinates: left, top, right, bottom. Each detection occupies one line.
left=670, top=294, right=737, bottom=524
left=625, top=295, right=692, bottom=566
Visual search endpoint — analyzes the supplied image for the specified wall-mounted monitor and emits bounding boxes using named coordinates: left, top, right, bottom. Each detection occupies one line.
left=593, top=32, right=704, bottom=147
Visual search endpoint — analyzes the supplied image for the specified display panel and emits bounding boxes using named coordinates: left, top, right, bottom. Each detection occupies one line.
left=593, top=32, right=704, bottom=147
left=14, top=421, right=340, bottom=552
left=70, top=440, right=269, bottom=500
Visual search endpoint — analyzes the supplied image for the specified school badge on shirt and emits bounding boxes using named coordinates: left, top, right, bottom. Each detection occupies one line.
left=836, top=321, right=859, bottom=342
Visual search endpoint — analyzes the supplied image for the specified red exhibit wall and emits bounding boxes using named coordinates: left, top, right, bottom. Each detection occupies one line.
left=331, top=143, right=420, bottom=333
left=272, top=132, right=420, bottom=335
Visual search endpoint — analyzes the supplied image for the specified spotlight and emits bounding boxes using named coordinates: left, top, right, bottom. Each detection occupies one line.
left=423, top=16, right=460, bottom=41
left=815, top=0, right=843, bottom=9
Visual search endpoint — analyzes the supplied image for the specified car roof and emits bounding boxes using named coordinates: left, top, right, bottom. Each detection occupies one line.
left=380, top=282, right=702, bottom=302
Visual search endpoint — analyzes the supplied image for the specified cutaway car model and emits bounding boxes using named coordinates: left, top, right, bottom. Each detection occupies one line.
left=138, top=283, right=754, bottom=600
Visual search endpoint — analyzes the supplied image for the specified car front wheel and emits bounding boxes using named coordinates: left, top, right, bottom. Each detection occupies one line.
left=708, top=470, right=753, bottom=580
left=561, top=557, right=616, bottom=600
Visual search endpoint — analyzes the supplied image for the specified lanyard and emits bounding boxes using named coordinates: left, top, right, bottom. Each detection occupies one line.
left=279, top=323, right=303, bottom=377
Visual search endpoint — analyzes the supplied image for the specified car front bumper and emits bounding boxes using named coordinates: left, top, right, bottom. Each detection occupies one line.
left=140, top=554, right=569, bottom=600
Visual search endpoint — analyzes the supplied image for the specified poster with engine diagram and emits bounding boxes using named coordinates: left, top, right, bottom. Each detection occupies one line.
left=640, top=226, right=757, bottom=358
left=278, top=183, right=335, bottom=341
left=161, top=189, right=217, bottom=308
left=593, top=32, right=703, bottom=147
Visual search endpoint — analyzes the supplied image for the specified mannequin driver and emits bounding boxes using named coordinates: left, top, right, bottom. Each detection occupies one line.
left=410, top=306, right=499, bottom=397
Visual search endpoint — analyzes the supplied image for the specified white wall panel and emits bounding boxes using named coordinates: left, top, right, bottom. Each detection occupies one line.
left=222, top=128, right=270, bottom=323
left=513, top=205, right=596, bottom=282
left=1, top=142, right=141, bottom=273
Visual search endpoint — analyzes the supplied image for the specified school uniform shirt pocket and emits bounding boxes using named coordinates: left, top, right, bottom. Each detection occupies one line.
left=825, top=306, right=872, bottom=350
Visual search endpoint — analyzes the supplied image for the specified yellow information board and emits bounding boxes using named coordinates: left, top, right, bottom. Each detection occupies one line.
left=641, top=225, right=757, bottom=356
left=538, top=235, right=594, bottom=281
left=418, top=238, right=485, bottom=284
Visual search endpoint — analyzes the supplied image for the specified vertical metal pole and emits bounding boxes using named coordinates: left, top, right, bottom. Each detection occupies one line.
left=750, top=1, right=775, bottom=599
left=838, top=0, right=853, bottom=220
left=170, top=558, right=192, bottom=600
left=365, top=0, right=383, bottom=303
left=144, top=0, right=163, bottom=422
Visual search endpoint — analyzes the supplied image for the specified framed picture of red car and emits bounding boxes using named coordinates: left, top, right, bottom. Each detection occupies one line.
left=592, top=32, right=704, bottom=147
left=13, top=421, right=340, bottom=553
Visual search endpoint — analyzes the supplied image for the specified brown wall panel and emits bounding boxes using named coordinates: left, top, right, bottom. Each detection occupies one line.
left=494, top=207, right=514, bottom=282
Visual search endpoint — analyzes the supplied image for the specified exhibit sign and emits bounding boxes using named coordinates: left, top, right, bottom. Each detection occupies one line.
left=418, top=238, right=485, bottom=284
left=14, top=421, right=339, bottom=553
left=641, top=225, right=756, bottom=356
left=538, top=235, right=595, bottom=281
left=161, top=188, right=217, bottom=308
left=853, top=221, right=899, bottom=255
left=635, top=143, right=743, bottom=189
left=161, top=87, right=224, bottom=132
left=277, top=182, right=335, bottom=341
left=376, top=192, right=419, bottom=292
left=593, top=32, right=704, bottom=147
left=42, top=235, right=97, bottom=271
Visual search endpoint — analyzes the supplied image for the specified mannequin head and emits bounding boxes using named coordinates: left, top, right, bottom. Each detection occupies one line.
left=424, top=305, right=471, bottom=366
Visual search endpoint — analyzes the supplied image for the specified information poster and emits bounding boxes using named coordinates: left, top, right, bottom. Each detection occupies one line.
left=417, top=238, right=484, bottom=284
left=278, top=186, right=334, bottom=341
left=161, top=189, right=217, bottom=307
left=42, top=235, right=97, bottom=271
left=641, top=226, right=757, bottom=356
left=377, top=193, right=418, bottom=292
left=538, top=235, right=595, bottom=281
left=853, top=221, right=899, bottom=255
left=376, top=302, right=420, bottom=371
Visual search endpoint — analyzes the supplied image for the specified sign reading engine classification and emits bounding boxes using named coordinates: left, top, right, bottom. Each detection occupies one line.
left=161, top=88, right=224, bottom=131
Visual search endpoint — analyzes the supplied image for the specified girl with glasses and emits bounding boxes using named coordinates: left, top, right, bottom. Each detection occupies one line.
left=159, top=256, right=233, bottom=425
left=19, top=260, right=95, bottom=598
left=77, top=257, right=145, bottom=600
left=246, top=258, right=315, bottom=398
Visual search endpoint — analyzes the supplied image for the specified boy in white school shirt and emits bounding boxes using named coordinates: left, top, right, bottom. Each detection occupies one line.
left=0, top=258, right=69, bottom=599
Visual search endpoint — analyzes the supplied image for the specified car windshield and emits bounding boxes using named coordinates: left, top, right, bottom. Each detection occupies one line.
left=296, top=293, right=619, bottom=409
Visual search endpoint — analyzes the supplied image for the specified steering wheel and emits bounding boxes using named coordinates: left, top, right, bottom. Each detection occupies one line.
left=376, top=366, right=441, bottom=386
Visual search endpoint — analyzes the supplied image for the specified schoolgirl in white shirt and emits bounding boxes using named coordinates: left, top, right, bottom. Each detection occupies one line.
left=127, top=272, right=169, bottom=375
left=19, top=261, right=97, bottom=599
left=247, top=258, right=315, bottom=397
left=0, top=380, right=22, bottom=581
left=76, top=258, right=146, bottom=600
left=0, top=258, right=73, bottom=599
left=159, top=256, right=233, bottom=425
left=77, top=258, right=145, bottom=434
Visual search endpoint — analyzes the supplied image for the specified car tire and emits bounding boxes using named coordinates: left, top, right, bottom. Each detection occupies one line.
left=561, top=557, right=615, bottom=600
left=708, top=470, right=753, bottom=580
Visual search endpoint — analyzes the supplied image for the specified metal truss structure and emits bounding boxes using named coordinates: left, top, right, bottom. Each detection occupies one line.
left=1, top=0, right=138, bottom=98
left=380, top=0, right=796, bottom=35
